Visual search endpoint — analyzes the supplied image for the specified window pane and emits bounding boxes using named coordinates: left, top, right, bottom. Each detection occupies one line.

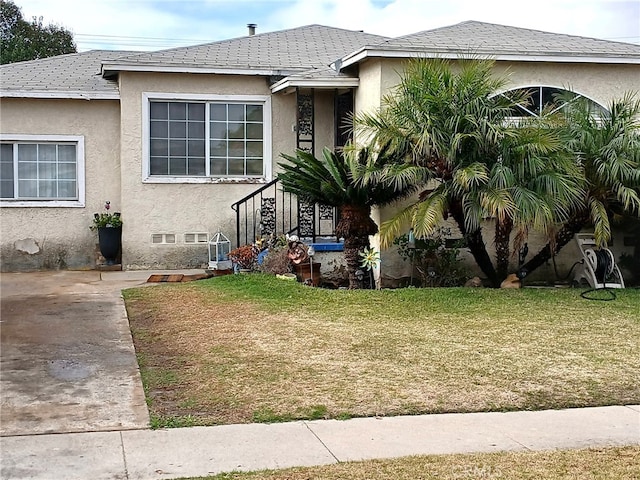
left=210, top=104, right=226, bottom=121
left=210, top=122, right=227, bottom=139
left=188, top=103, right=205, bottom=120
left=246, top=123, right=263, bottom=139
left=150, top=102, right=168, bottom=120
left=169, top=103, right=187, bottom=120
left=58, top=163, right=76, bottom=180
left=169, top=140, right=186, bottom=156
left=187, top=158, right=206, bottom=175
left=57, top=180, right=76, bottom=198
left=246, top=141, right=263, bottom=157
left=210, top=140, right=227, bottom=156
left=0, top=143, right=13, bottom=163
left=38, top=180, right=56, bottom=197
left=168, top=157, right=187, bottom=175
left=0, top=145, right=14, bottom=192
left=0, top=180, right=13, bottom=198
left=228, top=123, right=244, bottom=139
left=228, top=158, right=245, bottom=175
left=246, top=159, right=263, bottom=175
left=58, top=145, right=76, bottom=162
left=18, top=161, right=37, bottom=179
left=150, top=157, right=169, bottom=175
left=210, top=158, right=227, bottom=175
left=188, top=139, right=205, bottom=157
left=18, top=179, right=37, bottom=197
left=229, top=141, right=244, bottom=157
left=18, top=144, right=37, bottom=161
left=169, top=121, right=186, bottom=138
left=188, top=122, right=205, bottom=138
left=0, top=162, right=14, bottom=178
left=39, top=162, right=57, bottom=179
left=150, top=120, right=168, bottom=138
left=228, top=104, right=244, bottom=121
left=150, top=139, right=168, bottom=156
left=246, top=105, right=263, bottom=122
left=38, top=145, right=56, bottom=162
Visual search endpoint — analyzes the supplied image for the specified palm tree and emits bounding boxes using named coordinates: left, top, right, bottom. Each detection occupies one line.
left=356, top=57, right=582, bottom=286
left=278, top=145, right=425, bottom=288
left=520, top=93, right=640, bottom=275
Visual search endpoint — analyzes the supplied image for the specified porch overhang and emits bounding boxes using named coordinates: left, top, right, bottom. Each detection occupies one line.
left=270, top=76, right=359, bottom=94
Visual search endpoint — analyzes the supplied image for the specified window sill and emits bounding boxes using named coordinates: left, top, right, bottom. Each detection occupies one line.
left=0, top=200, right=84, bottom=208
left=142, top=176, right=270, bottom=185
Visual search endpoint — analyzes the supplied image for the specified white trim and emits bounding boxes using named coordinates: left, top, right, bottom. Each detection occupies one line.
left=271, top=77, right=359, bottom=93
left=336, top=48, right=640, bottom=70
left=141, top=92, right=272, bottom=183
left=0, top=90, right=119, bottom=100
left=0, top=134, right=85, bottom=208
left=103, top=63, right=283, bottom=77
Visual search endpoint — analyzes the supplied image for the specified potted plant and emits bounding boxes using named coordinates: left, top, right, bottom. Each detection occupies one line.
left=90, top=201, right=122, bottom=265
left=228, top=244, right=258, bottom=272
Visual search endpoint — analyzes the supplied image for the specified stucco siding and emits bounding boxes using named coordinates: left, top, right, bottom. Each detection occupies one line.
left=365, top=58, right=640, bottom=285
left=116, top=72, right=305, bottom=268
left=0, top=98, right=121, bottom=271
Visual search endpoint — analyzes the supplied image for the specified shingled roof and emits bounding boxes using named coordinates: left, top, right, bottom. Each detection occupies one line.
left=101, top=24, right=389, bottom=76
left=336, top=21, right=640, bottom=70
left=2, top=21, right=639, bottom=100
left=0, top=50, right=136, bottom=99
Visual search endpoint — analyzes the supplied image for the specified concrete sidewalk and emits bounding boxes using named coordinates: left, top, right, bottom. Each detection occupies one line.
left=1, top=405, right=639, bottom=479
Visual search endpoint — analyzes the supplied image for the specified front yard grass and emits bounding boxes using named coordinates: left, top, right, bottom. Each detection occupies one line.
left=123, top=274, right=640, bottom=428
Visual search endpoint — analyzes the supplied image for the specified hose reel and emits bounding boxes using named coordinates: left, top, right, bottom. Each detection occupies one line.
left=574, top=233, right=625, bottom=289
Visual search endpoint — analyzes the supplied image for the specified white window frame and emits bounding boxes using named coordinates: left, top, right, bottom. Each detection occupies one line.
left=142, top=92, right=272, bottom=184
left=0, top=134, right=85, bottom=207
left=495, top=85, right=607, bottom=121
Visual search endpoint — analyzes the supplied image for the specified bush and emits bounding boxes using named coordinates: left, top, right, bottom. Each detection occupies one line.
left=394, top=228, right=468, bottom=287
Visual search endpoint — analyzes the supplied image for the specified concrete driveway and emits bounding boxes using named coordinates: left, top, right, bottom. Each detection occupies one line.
left=0, top=270, right=152, bottom=436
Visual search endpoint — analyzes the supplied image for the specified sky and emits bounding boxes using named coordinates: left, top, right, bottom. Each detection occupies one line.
left=12, top=0, right=640, bottom=52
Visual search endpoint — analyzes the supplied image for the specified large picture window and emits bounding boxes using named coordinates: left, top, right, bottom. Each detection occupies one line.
left=0, top=135, right=84, bottom=206
left=144, top=94, right=271, bottom=182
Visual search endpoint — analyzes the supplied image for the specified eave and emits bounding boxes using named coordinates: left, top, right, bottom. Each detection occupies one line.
left=334, top=47, right=640, bottom=71
left=0, top=90, right=120, bottom=100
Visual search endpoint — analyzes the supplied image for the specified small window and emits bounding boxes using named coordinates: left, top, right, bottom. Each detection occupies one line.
left=0, top=135, right=84, bottom=206
left=151, top=233, right=176, bottom=244
left=184, top=232, right=209, bottom=244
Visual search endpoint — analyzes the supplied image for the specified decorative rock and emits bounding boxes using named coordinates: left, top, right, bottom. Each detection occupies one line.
left=464, top=276, right=483, bottom=287
left=500, top=273, right=521, bottom=288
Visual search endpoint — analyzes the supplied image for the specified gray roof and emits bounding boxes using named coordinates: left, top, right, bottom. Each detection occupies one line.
left=0, top=50, right=137, bottom=99
left=3, top=21, right=639, bottom=99
left=338, top=21, right=640, bottom=68
left=102, top=25, right=389, bottom=75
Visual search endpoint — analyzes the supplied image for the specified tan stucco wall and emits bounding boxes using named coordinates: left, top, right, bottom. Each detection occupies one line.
left=117, top=72, right=310, bottom=269
left=358, top=58, right=640, bottom=285
left=0, top=98, right=121, bottom=271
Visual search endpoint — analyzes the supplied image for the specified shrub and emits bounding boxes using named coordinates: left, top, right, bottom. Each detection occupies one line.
left=394, top=228, right=468, bottom=287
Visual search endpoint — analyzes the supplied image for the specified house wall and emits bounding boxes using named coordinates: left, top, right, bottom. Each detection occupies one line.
left=116, top=72, right=336, bottom=269
left=358, top=58, right=640, bottom=285
left=0, top=98, right=121, bottom=271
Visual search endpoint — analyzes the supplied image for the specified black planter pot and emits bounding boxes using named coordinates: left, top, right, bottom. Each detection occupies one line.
left=98, top=227, right=122, bottom=265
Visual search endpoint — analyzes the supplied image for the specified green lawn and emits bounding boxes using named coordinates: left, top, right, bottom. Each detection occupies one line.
left=123, top=275, right=640, bottom=428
